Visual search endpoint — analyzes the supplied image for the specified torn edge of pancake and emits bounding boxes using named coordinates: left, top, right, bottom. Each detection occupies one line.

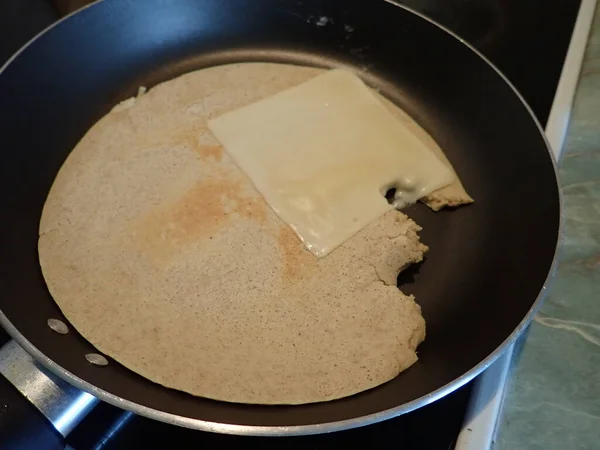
left=111, top=86, right=148, bottom=113
left=361, top=212, right=429, bottom=286
left=420, top=187, right=474, bottom=212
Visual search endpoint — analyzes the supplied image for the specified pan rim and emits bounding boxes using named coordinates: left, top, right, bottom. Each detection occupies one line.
left=0, top=0, right=564, bottom=436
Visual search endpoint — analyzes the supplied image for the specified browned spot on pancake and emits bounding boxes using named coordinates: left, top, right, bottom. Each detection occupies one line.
left=242, top=196, right=268, bottom=224
left=129, top=171, right=266, bottom=267
left=277, top=225, right=316, bottom=281
left=168, top=125, right=204, bottom=150
left=169, top=126, right=224, bottom=163
left=106, top=118, right=211, bottom=156
left=195, top=145, right=223, bottom=161
left=103, top=112, right=226, bottom=167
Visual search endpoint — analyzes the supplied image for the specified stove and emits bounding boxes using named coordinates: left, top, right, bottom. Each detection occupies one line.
left=0, top=0, right=590, bottom=448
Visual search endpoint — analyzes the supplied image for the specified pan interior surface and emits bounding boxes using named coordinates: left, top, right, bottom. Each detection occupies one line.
left=0, top=0, right=559, bottom=431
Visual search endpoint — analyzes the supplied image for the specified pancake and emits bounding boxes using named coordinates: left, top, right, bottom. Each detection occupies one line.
left=39, top=63, right=439, bottom=404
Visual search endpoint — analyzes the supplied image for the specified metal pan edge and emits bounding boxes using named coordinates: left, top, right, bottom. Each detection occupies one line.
left=0, top=0, right=563, bottom=436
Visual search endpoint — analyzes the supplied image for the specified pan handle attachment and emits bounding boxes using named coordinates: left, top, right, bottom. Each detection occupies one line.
left=0, top=340, right=99, bottom=449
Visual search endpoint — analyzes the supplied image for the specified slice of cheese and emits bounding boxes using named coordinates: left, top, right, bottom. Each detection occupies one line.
left=208, top=69, right=455, bottom=257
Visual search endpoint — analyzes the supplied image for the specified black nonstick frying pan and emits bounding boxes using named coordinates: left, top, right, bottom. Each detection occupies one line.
left=0, top=0, right=560, bottom=438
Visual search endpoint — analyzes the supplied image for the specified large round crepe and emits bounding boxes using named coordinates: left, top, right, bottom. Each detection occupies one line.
left=38, top=63, right=428, bottom=405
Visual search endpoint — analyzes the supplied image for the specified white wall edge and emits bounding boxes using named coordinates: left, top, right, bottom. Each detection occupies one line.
left=455, top=345, right=514, bottom=450
left=546, top=0, right=598, bottom=159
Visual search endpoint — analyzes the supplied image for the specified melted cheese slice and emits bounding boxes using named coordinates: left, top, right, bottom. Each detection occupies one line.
left=208, top=69, right=455, bottom=257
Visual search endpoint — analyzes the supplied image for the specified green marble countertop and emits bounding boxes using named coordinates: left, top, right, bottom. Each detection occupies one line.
left=496, top=6, right=600, bottom=450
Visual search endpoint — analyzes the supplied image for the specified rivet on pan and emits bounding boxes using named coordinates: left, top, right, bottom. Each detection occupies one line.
left=85, top=353, right=109, bottom=366
left=47, top=318, right=69, bottom=335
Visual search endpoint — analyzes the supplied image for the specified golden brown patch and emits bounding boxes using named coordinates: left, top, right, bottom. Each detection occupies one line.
left=128, top=172, right=266, bottom=267
left=195, top=145, right=223, bottom=161
left=241, top=194, right=268, bottom=224
left=277, top=225, right=316, bottom=281
left=168, top=127, right=224, bottom=163
left=109, top=117, right=211, bottom=156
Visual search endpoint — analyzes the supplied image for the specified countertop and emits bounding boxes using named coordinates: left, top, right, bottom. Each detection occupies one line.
left=496, top=5, right=600, bottom=450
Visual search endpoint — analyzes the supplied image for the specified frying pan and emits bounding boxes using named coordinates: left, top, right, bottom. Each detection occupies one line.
left=0, top=0, right=560, bottom=439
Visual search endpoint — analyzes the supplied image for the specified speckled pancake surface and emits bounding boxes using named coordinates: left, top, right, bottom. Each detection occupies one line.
left=38, top=63, right=431, bottom=404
